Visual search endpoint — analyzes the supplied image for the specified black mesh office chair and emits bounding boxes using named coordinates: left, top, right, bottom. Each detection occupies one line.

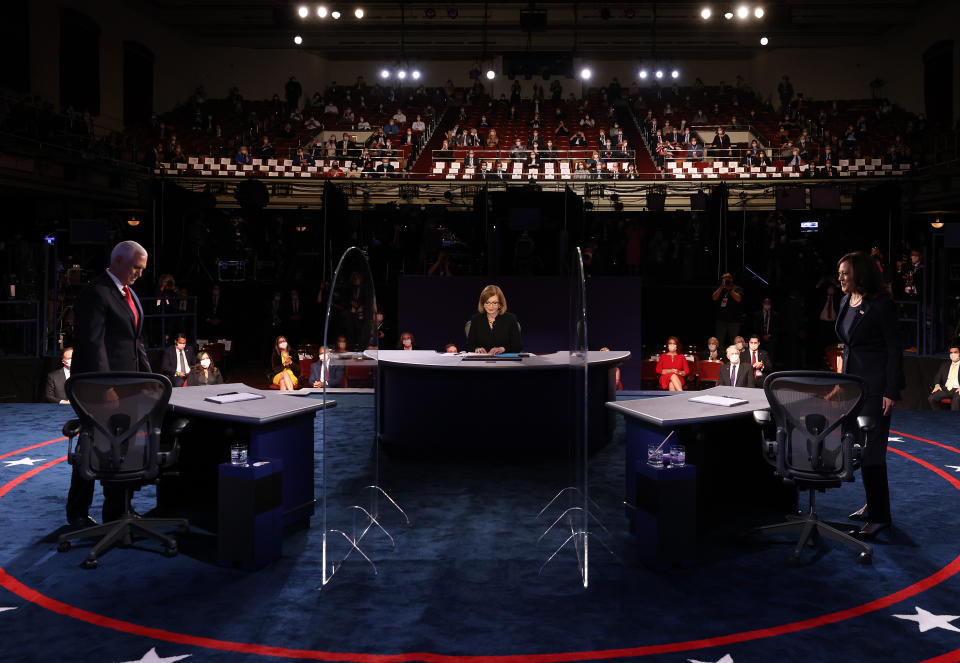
left=58, top=372, right=189, bottom=569
left=753, top=371, right=875, bottom=565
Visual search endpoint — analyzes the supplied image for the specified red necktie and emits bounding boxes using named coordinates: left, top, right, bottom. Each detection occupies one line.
left=123, top=286, right=139, bottom=328
left=753, top=351, right=760, bottom=377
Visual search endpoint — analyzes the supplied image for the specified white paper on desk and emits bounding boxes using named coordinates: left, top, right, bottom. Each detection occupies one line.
left=688, top=395, right=749, bottom=407
left=204, top=392, right=266, bottom=404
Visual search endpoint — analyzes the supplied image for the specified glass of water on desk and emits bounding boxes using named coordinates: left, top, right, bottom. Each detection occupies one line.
left=671, top=444, right=686, bottom=467
left=647, top=443, right=663, bottom=468
left=230, top=442, right=249, bottom=466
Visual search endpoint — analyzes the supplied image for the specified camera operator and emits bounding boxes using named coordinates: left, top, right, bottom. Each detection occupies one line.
left=711, top=272, right=744, bottom=349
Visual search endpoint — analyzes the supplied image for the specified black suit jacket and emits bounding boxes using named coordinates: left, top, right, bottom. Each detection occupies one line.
left=72, top=272, right=150, bottom=374
left=717, top=362, right=756, bottom=388
left=465, top=312, right=522, bottom=354
left=160, top=346, right=197, bottom=383
left=835, top=293, right=905, bottom=400
left=743, top=348, right=773, bottom=382
left=932, top=361, right=960, bottom=390
left=44, top=367, right=68, bottom=402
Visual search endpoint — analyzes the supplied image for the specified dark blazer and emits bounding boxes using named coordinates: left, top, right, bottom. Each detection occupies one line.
left=271, top=351, right=301, bottom=380
left=465, top=312, right=522, bottom=354
left=186, top=367, right=223, bottom=386
left=44, top=367, right=68, bottom=403
left=931, top=361, right=960, bottom=390
left=717, top=361, right=756, bottom=388
left=72, top=272, right=150, bottom=374
left=835, top=294, right=905, bottom=400
left=160, top=346, right=197, bottom=384
left=309, top=359, right=345, bottom=387
left=743, top=348, right=773, bottom=384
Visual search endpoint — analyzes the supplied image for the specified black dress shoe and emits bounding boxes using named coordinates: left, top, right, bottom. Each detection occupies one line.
left=69, top=515, right=99, bottom=528
left=856, top=522, right=891, bottom=539
left=849, top=505, right=870, bottom=522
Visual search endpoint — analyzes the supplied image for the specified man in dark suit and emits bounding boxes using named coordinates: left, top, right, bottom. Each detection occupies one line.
left=160, top=333, right=195, bottom=387
left=745, top=335, right=773, bottom=387
left=375, top=158, right=395, bottom=177
left=44, top=347, right=73, bottom=404
left=928, top=346, right=960, bottom=410
left=710, top=127, right=732, bottom=159
left=718, top=344, right=756, bottom=388
left=68, top=240, right=151, bottom=528
left=751, top=297, right=779, bottom=358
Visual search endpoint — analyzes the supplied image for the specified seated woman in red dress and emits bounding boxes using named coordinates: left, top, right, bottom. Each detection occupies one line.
left=656, top=336, right=690, bottom=391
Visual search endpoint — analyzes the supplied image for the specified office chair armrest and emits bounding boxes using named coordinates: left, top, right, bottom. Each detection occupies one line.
left=857, top=416, right=875, bottom=432
left=753, top=410, right=777, bottom=461
left=165, top=417, right=190, bottom=437
left=62, top=419, right=81, bottom=439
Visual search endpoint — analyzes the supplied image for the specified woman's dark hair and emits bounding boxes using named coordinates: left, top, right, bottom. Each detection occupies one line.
left=665, top=336, right=681, bottom=351
left=837, top=251, right=890, bottom=297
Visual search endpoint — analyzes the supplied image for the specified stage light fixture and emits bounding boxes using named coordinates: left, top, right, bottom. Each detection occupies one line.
left=294, top=35, right=303, bottom=45
left=580, top=67, right=592, bottom=80
left=701, top=7, right=712, bottom=19
left=380, top=69, right=390, bottom=79
left=412, top=69, right=421, bottom=80
left=760, top=36, right=768, bottom=45
left=671, top=69, right=680, bottom=79
left=355, top=8, right=364, bottom=18
left=317, top=6, right=328, bottom=18
left=298, top=6, right=309, bottom=18
left=331, top=10, right=341, bottom=19
left=397, top=70, right=407, bottom=79
left=655, top=69, right=664, bottom=79
left=724, top=11, right=734, bottom=19
left=736, top=6, right=749, bottom=18
left=931, top=217, right=944, bottom=229
left=486, top=69, right=496, bottom=80
left=639, top=69, right=648, bottom=79
left=447, top=8, right=458, bottom=18
left=754, top=7, right=764, bottom=18
left=126, top=215, right=140, bottom=227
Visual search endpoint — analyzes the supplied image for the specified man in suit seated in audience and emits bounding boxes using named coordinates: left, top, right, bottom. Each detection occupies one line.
left=689, top=136, right=704, bottom=160
left=375, top=158, right=395, bottom=178
left=293, top=148, right=314, bottom=167
left=464, top=149, right=479, bottom=169
left=928, top=345, right=960, bottom=410
left=787, top=146, right=805, bottom=167
left=745, top=335, right=773, bottom=387
left=718, top=344, right=756, bottom=388
left=509, top=139, right=526, bottom=161
left=310, top=346, right=345, bottom=388
left=526, top=130, right=544, bottom=150
left=44, top=347, right=73, bottom=404
left=710, top=127, right=732, bottom=159
left=160, top=333, right=195, bottom=387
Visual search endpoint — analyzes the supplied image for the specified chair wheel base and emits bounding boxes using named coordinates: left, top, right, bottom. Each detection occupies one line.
left=58, top=541, right=71, bottom=553
left=858, top=552, right=872, bottom=565
left=164, top=545, right=178, bottom=558
left=81, top=558, right=98, bottom=569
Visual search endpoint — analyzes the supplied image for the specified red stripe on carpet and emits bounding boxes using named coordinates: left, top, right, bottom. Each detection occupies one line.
left=890, top=429, right=960, bottom=455
left=0, top=437, right=66, bottom=460
left=0, top=457, right=67, bottom=500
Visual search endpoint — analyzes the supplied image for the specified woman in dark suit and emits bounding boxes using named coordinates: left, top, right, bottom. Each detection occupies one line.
left=186, top=351, right=224, bottom=386
left=465, top=285, right=522, bottom=355
left=835, top=251, right=905, bottom=538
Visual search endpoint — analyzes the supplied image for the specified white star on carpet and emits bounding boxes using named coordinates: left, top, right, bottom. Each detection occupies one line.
left=0, top=607, right=16, bottom=613
left=945, top=465, right=960, bottom=474
left=688, top=655, right=734, bottom=663
left=3, top=457, right=45, bottom=468
left=894, top=606, right=960, bottom=633
left=887, top=436, right=903, bottom=442
left=118, top=647, right=192, bottom=663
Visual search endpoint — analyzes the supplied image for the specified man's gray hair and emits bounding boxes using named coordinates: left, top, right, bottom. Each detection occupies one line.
left=110, top=240, right=147, bottom=263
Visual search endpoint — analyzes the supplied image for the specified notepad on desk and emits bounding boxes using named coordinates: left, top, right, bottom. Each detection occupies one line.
left=204, top=392, right=267, bottom=404
left=688, top=395, right=749, bottom=407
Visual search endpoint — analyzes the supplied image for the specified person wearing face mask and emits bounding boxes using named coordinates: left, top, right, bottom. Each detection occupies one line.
left=160, top=333, right=195, bottom=387
left=44, top=347, right=73, bottom=404
left=718, top=344, right=756, bottom=388
left=271, top=336, right=299, bottom=390
left=656, top=336, right=690, bottom=391
left=186, top=351, right=223, bottom=386
left=745, top=335, right=773, bottom=387
left=928, top=346, right=960, bottom=410
left=310, top=346, right=346, bottom=388
left=397, top=332, right=416, bottom=350
left=701, top=337, right=722, bottom=362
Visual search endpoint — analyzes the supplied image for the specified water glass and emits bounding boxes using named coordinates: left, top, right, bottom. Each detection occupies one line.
left=671, top=445, right=686, bottom=467
left=230, top=442, right=249, bottom=466
left=647, top=443, right=663, bottom=468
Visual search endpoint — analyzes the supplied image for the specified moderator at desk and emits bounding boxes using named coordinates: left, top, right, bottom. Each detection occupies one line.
left=607, top=386, right=795, bottom=528
left=375, top=350, right=630, bottom=453
left=158, top=383, right=335, bottom=532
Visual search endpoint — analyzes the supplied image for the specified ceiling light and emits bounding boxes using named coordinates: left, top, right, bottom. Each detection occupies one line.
left=671, top=69, right=680, bottom=79
left=639, top=69, right=648, bottom=79
left=317, top=6, right=327, bottom=17
left=397, top=70, right=407, bottom=79
left=580, top=67, right=592, bottom=80
left=760, top=36, right=769, bottom=45
left=412, top=70, right=421, bottom=80
left=754, top=7, right=765, bottom=18
left=331, top=10, right=341, bottom=19
left=655, top=70, right=664, bottom=79
left=701, top=7, right=712, bottom=19
left=294, top=35, right=303, bottom=45
left=298, top=6, right=309, bottom=18
left=931, top=218, right=945, bottom=229
left=724, top=11, right=734, bottom=19
left=486, top=69, right=495, bottom=80
left=380, top=69, right=390, bottom=79
left=355, top=8, right=364, bottom=19
left=736, top=6, right=749, bottom=18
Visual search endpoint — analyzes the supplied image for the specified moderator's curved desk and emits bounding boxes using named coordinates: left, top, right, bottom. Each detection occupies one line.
left=161, top=383, right=335, bottom=531
left=374, top=350, right=630, bottom=453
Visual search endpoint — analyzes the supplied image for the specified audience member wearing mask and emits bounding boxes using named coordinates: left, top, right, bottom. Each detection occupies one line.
left=398, top=332, right=416, bottom=350
left=270, top=335, right=299, bottom=390
left=718, top=344, right=756, bottom=388
left=44, top=347, right=73, bottom=403
left=701, top=337, right=721, bottom=361
left=186, top=351, right=223, bottom=386
left=160, top=333, right=195, bottom=387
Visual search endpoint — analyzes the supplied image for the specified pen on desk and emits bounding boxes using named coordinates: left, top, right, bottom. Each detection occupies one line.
left=217, top=392, right=237, bottom=396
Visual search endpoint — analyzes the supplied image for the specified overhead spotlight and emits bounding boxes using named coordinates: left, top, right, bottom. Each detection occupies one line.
left=760, top=36, right=769, bottom=45
left=294, top=35, right=303, bottom=45
left=724, top=11, right=734, bottom=19
left=931, top=217, right=944, bottom=229
left=736, top=6, right=749, bottom=18
left=486, top=69, right=495, bottom=80
left=701, top=7, right=712, bottom=19
left=317, top=6, right=328, bottom=17
left=331, top=10, right=341, bottom=19
left=397, top=70, right=407, bottom=79
left=380, top=69, right=390, bottom=79
left=298, top=5, right=309, bottom=18
left=655, top=69, right=664, bottom=79
left=424, top=8, right=436, bottom=18
left=580, top=67, right=592, bottom=80
left=447, top=8, right=458, bottom=18
left=639, top=69, right=648, bottom=79
left=126, top=215, right=140, bottom=227
left=754, top=7, right=764, bottom=18
left=671, top=69, right=680, bottom=79
left=355, top=8, right=364, bottom=18
left=411, top=70, right=421, bottom=80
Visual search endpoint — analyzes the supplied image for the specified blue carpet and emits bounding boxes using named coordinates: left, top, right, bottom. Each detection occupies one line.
left=1, top=398, right=960, bottom=662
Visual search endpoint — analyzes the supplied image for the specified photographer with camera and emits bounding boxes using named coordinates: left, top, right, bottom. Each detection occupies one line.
left=711, top=272, right=744, bottom=349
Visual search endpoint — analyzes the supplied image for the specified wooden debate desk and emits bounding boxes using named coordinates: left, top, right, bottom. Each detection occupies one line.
left=607, top=386, right=795, bottom=526
left=374, top=350, right=630, bottom=453
left=161, top=383, right=335, bottom=532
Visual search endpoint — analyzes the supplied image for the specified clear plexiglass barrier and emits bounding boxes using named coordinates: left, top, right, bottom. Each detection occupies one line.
left=319, top=246, right=408, bottom=588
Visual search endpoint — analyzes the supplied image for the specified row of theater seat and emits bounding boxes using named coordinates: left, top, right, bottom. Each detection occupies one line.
left=431, top=159, right=637, bottom=179
left=665, top=159, right=911, bottom=179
